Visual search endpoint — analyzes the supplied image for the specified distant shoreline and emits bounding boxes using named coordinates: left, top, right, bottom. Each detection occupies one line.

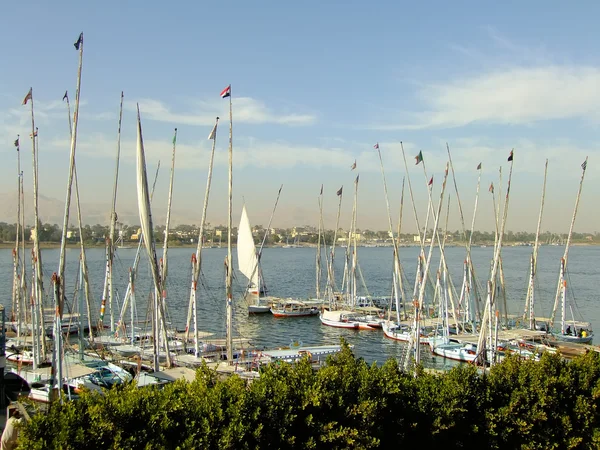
left=0, top=241, right=598, bottom=250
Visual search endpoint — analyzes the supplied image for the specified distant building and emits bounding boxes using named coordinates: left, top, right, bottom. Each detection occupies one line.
left=130, top=228, right=142, bottom=240
left=413, top=235, right=420, bottom=243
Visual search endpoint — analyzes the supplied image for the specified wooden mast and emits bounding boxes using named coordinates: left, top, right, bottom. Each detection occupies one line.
left=476, top=150, right=514, bottom=366
left=64, top=91, right=94, bottom=341
left=523, top=159, right=548, bottom=329
left=550, top=157, right=588, bottom=330
left=226, top=85, right=234, bottom=362
left=185, top=117, right=219, bottom=357
left=12, top=137, right=22, bottom=337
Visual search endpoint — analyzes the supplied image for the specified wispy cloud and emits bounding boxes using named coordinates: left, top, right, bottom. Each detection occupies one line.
left=127, top=96, right=317, bottom=127
left=373, top=65, right=600, bottom=130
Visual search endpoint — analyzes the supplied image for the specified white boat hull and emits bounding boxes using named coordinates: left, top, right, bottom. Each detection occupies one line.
left=430, top=342, right=477, bottom=362
left=249, top=305, right=271, bottom=314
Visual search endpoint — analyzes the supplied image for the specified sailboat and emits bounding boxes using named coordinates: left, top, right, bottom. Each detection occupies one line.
left=319, top=175, right=384, bottom=330
left=550, top=158, right=592, bottom=344
left=237, top=205, right=275, bottom=313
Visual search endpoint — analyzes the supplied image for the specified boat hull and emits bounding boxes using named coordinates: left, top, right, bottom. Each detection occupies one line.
left=248, top=305, right=271, bottom=314
left=271, top=309, right=319, bottom=318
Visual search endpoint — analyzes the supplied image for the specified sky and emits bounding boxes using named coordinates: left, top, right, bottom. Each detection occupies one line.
left=1, top=1, right=599, bottom=234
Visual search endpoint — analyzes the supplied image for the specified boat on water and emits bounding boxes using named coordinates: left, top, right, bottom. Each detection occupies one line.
left=430, top=341, right=478, bottom=363
left=261, top=342, right=343, bottom=364
left=270, top=299, right=319, bottom=318
left=383, top=320, right=443, bottom=344
left=550, top=159, right=593, bottom=345
left=319, top=308, right=383, bottom=330
left=237, top=204, right=279, bottom=314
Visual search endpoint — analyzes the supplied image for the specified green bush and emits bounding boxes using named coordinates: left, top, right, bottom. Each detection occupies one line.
left=18, top=342, right=600, bottom=449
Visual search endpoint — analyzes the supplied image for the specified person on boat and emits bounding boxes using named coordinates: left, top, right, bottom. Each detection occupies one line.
left=1, top=407, right=23, bottom=450
left=566, top=326, right=572, bottom=335
left=582, top=330, right=588, bottom=338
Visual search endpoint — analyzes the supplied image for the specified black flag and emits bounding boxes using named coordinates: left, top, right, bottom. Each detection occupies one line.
left=74, top=33, right=83, bottom=50
left=14, top=137, right=19, bottom=148
left=336, top=186, right=343, bottom=196
left=63, top=91, right=68, bottom=101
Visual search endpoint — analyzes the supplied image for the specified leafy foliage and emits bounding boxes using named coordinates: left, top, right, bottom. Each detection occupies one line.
left=17, top=342, right=600, bottom=449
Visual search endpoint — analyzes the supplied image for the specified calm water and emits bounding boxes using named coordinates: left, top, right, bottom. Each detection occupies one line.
left=1, top=244, right=598, bottom=367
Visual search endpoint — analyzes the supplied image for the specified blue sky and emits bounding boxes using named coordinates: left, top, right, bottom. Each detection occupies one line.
left=1, top=1, right=599, bottom=233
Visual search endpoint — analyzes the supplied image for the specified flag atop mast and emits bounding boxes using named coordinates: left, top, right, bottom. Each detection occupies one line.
left=22, top=88, right=32, bottom=105
left=74, top=32, right=83, bottom=50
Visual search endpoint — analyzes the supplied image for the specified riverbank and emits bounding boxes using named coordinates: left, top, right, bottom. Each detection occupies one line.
left=0, top=241, right=598, bottom=250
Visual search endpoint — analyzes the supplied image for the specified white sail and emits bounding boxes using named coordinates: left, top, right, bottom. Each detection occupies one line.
left=136, top=108, right=161, bottom=293
left=237, top=205, right=259, bottom=293
left=136, top=106, right=172, bottom=369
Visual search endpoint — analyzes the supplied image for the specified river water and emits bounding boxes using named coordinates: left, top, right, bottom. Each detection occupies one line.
left=0, top=244, right=598, bottom=368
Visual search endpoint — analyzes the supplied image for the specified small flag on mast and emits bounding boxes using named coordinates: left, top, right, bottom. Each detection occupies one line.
left=428, top=176, right=433, bottom=186
left=220, top=85, right=231, bottom=98
left=62, top=91, right=68, bottom=102
left=477, top=162, right=482, bottom=170
left=320, top=184, right=323, bottom=195
left=374, top=143, right=379, bottom=150
left=351, top=160, right=356, bottom=170
left=415, top=151, right=423, bottom=165
left=336, top=186, right=343, bottom=196
left=208, top=120, right=218, bottom=140
left=489, top=182, right=494, bottom=193
left=173, top=128, right=177, bottom=145
left=582, top=159, right=588, bottom=171
left=14, top=137, right=19, bottom=148
left=355, top=174, right=360, bottom=184
left=74, top=33, right=83, bottom=50
left=507, top=150, right=514, bottom=162
left=22, top=88, right=32, bottom=105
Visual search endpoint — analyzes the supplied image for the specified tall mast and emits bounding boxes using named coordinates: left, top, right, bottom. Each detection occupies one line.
left=396, top=177, right=407, bottom=319
left=476, top=150, right=514, bottom=364
left=19, top=146, right=26, bottom=328
left=550, top=158, right=588, bottom=328
left=225, top=85, right=234, bottom=362
left=161, top=128, right=177, bottom=286
left=115, top=163, right=160, bottom=337
left=13, top=137, right=22, bottom=336
left=411, top=163, right=450, bottom=369
left=23, top=87, right=45, bottom=366
left=64, top=91, right=94, bottom=341
left=109, top=92, right=124, bottom=332
left=99, top=92, right=124, bottom=331
left=57, top=32, right=84, bottom=319
left=185, top=118, right=218, bottom=356
left=350, top=175, right=359, bottom=307
left=316, top=185, right=324, bottom=300
left=136, top=105, right=165, bottom=371
left=326, top=187, right=343, bottom=306
left=375, top=144, right=404, bottom=320
left=523, top=159, right=548, bottom=328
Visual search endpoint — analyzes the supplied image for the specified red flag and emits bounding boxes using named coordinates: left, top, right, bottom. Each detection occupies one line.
left=351, top=160, right=357, bottom=170
left=374, top=143, right=379, bottom=150
left=428, top=176, right=433, bottom=186
left=220, top=85, right=231, bottom=98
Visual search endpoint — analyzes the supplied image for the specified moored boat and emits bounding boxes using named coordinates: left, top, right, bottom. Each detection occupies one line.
left=271, top=299, right=319, bottom=318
